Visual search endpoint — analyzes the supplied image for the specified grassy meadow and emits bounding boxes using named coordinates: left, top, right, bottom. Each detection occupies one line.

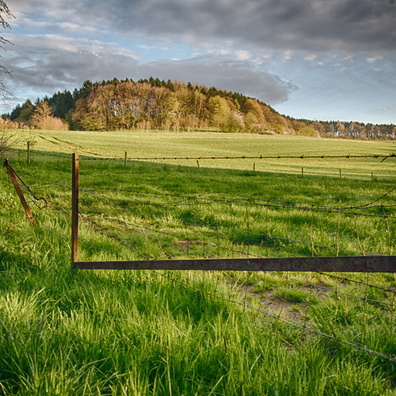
left=1, top=130, right=396, bottom=395
left=7, top=128, right=396, bottom=178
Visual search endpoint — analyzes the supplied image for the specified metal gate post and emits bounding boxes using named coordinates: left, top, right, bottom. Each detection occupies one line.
left=71, top=153, right=79, bottom=266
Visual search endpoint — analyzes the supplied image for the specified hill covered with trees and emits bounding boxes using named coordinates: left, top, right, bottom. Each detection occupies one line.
left=2, top=77, right=395, bottom=139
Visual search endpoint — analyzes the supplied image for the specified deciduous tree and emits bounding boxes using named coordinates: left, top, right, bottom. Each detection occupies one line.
left=162, top=92, right=180, bottom=129
left=208, top=95, right=231, bottom=130
left=31, top=101, right=68, bottom=130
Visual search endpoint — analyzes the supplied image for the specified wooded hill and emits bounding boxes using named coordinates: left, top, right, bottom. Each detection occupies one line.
left=4, top=77, right=396, bottom=139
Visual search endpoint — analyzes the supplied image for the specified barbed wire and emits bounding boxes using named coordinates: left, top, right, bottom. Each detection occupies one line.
left=84, top=183, right=396, bottom=207
left=79, top=186, right=396, bottom=219
left=230, top=189, right=396, bottom=211
left=160, top=271, right=396, bottom=364
left=39, top=174, right=396, bottom=305
left=6, top=148, right=396, bottom=162
left=4, top=157, right=394, bottom=261
left=80, top=216, right=152, bottom=260
left=3, top=151, right=396, bottom=367
left=60, top=213, right=396, bottom=357
left=77, top=210, right=396, bottom=306
left=77, top=188, right=392, bottom=258
left=4, top=148, right=71, bottom=160
left=79, top=202, right=371, bottom=258
left=269, top=273, right=395, bottom=306
left=80, top=153, right=396, bottom=162
left=317, top=272, right=396, bottom=294
left=69, top=184, right=396, bottom=363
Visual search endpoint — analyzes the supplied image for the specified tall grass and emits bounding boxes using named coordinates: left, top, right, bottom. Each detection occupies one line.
left=1, top=138, right=396, bottom=394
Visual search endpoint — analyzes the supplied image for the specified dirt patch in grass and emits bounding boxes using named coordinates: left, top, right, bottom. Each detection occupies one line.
left=227, top=278, right=308, bottom=322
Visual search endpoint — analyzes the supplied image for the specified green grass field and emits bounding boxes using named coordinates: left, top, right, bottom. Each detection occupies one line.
left=1, top=130, right=396, bottom=395
left=7, top=128, right=396, bottom=178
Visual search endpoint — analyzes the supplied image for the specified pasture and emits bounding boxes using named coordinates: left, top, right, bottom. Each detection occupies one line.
left=1, top=130, right=396, bottom=395
left=9, top=128, right=396, bottom=177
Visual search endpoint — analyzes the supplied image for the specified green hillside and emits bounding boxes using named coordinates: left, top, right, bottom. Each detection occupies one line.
left=3, top=78, right=395, bottom=139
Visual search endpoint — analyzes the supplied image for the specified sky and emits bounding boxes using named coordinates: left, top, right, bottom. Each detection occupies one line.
left=1, top=0, right=395, bottom=125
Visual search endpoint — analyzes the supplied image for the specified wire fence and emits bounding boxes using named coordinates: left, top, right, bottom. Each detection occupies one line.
left=72, top=154, right=396, bottom=364
left=76, top=184, right=396, bottom=259
left=3, top=146, right=396, bottom=181
left=2, top=151, right=396, bottom=367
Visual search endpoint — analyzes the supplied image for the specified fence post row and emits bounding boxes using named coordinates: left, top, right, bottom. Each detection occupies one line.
left=71, top=153, right=396, bottom=272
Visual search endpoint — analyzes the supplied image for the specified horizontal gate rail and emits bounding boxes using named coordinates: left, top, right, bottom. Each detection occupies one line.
left=74, top=256, right=396, bottom=272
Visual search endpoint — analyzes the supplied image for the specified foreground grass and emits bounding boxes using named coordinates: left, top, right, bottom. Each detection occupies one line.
left=1, top=142, right=396, bottom=394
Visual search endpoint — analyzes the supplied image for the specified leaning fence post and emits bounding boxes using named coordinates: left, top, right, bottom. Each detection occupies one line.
left=71, top=153, right=79, bottom=266
left=3, top=159, right=35, bottom=226
left=124, top=151, right=127, bottom=168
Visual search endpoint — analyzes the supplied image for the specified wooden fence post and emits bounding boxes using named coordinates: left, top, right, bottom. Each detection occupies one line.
left=27, top=141, right=31, bottom=164
left=71, top=153, right=79, bottom=265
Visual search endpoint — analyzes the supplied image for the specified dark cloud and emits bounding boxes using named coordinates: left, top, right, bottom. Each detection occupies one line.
left=3, top=44, right=293, bottom=104
left=147, top=57, right=295, bottom=104
left=82, top=0, right=396, bottom=53
left=3, top=51, right=138, bottom=92
left=11, top=0, right=396, bottom=53
left=5, top=0, right=395, bottom=124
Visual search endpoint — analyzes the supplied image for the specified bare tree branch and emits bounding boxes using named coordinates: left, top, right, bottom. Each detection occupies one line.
left=0, top=0, right=14, bottom=152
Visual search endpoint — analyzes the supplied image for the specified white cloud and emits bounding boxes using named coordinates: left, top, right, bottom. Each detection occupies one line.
left=367, top=55, right=384, bottom=63
left=378, top=107, right=394, bottom=112
left=282, top=51, right=295, bottom=61
left=58, top=22, right=97, bottom=34
left=235, top=50, right=252, bottom=60
left=304, top=54, right=317, bottom=62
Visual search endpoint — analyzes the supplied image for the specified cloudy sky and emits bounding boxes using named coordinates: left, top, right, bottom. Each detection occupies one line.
left=1, top=0, right=395, bottom=124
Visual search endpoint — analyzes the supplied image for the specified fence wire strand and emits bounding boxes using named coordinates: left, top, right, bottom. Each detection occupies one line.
left=160, top=271, right=396, bottom=364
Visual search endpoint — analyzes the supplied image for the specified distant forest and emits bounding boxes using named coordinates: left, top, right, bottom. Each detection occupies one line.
left=2, top=77, right=395, bottom=139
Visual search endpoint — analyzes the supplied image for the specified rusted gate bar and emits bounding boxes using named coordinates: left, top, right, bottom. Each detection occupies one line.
left=75, top=255, right=396, bottom=272
left=71, top=153, right=79, bottom=264
left=3, top=159, right=35, bottom=226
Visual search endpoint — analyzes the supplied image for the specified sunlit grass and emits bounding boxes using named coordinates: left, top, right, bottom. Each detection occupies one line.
left=1, top=135, right=396, bottom=394
left=4, top=128, right=396, bottom=179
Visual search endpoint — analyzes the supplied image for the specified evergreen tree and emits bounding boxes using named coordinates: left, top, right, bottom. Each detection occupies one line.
left=11, top=99, right=34, bottom=123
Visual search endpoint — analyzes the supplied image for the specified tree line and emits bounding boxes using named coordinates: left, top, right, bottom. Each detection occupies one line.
left=2, top=77, right=395, bottom=139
